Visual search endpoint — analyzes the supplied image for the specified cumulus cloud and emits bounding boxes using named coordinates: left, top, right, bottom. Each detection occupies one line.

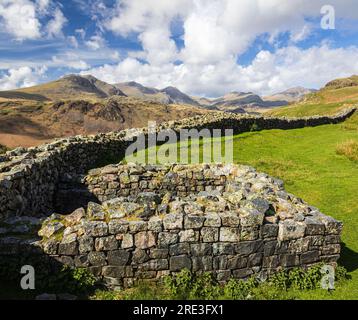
left=0, top=0, right=67, bottom=40
left=84, top=44, right=358, bottom=96
left=46, top=7, right=67, bottom=38
left=0, top=66, right=47, bottom=90
left=3, top=0, right=358, bottom=96
left=52, top=53, right=89, bottom=70
left=0, top=0, right=42, bottom=40
left=86, top=0, right=357, bottom=96
left=85, top=34, right=106, bottom=50
left=36, top=0, right=50, bottom=13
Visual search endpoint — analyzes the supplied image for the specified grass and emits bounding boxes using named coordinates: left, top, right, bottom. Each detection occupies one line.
left=125, top=111, right=358, bottom=300
left=266, top=102, right=348, bottom=117
left=336, top=140, right=358, bottom=162
left=90, top=265, right=350, bottom=301
left=228, top=115, right=358, bottom=300
left=228, top=120, right=358, bottom=300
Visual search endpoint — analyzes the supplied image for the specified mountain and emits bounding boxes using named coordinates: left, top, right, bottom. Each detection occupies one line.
left=0, top=74, right=126, bottom=101
left=115, top=82, right=171, bottom=104
left=191, top=91, right=288, bottom=113
left=212, top=92, right=265, bottom=108
left=0, top=96, right=210, bottom=149
left=81, top=75, right=126, bottom=97
left=161, top=86, right=200, bottom=106
left=265, top=87, right=317, bottom=103
left=0, top=75, right=214, bottom=149
left=115, top=82, right=200, bottom=106
left=0, top=75, right=290, bottom=111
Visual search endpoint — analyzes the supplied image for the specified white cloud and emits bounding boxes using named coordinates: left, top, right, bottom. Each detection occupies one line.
left=84, top=0, right=358, bottom=96
left=0, top=0, right=42, bottom=40
left=84, top=44, right=358, bottom=96
left=106, top=0, right=191, bottom=65
left=75, top=28, right=86, bottom=40
left=0, top=0, right=67, bottom=40
left=52, top=53, right=89, bottom=70
left=46, top=8, right=67, bottom=38
left=3, top=0, right=358, bottom=97
left=67, top=36, right=79, bottom=48
left=85, top=35, right=106, bottom=50
left=36, top=0, right=50, bottom=13
left=0, top=66, right=46, bottom=90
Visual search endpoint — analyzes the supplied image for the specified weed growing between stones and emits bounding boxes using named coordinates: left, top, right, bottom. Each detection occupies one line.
left=90, top=265, right=349, bottom=300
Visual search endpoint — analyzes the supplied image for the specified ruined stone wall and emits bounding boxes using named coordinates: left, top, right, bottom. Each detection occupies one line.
left=0, top=108, right=355, bottom=220
left=23, top=163, right=341, bottom=289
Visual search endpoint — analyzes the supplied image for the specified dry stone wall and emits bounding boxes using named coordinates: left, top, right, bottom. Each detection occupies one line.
left=30, top=163, right=342, bottom=288
left=0, top=108, right=356, bottom=220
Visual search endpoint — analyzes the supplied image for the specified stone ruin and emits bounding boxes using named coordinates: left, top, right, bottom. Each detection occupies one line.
left=1, top=109, right=352, bottom=290
left=5, top=163, right=341, bottom=289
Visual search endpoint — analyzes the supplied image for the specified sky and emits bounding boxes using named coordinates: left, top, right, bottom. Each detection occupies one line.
left=1, top=0, right=358, bottom=97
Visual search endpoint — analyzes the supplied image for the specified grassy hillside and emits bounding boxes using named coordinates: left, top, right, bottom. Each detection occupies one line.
left=228, top=121, right=358, bottom=300
left=127, top=108, right=358, bottom=300
left=267, top=76, right=358, bottom=118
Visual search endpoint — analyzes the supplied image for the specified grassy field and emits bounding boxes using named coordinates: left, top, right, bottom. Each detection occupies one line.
left=228, top=119, right=358, bottom=299
left=126, top=107, right=358, bottom=300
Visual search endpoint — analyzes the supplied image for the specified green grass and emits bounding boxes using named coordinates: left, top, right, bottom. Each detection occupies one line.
left=91, top=265, right=349, bottom=301
left=126, top=113, right=358, bottom=300
left=266, top=102, right=347, bottom=117
left=229, top=122, right=358, bottom=299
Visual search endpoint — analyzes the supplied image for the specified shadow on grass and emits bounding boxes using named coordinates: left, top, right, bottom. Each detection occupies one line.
left=339, top=243, right=358, bottom=273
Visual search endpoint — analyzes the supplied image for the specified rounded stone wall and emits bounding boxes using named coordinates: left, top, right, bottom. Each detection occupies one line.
left=35, top=163, right=342, bottom=288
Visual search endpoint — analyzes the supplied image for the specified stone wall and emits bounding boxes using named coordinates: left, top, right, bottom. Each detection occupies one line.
left=26, top=163, right=342, bottom=289
left=0, top=107, right=355, bottom=220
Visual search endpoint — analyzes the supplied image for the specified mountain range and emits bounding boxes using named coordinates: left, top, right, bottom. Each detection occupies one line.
left=0, top=74, right=316, bottom=112
left=0, top=74, right=357, bottom=150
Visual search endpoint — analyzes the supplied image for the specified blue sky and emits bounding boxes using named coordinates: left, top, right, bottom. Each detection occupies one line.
left=1, top=0, right=358, bottom=97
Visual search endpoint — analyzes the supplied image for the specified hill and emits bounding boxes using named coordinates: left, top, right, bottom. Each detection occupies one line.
left=161, top=86, right=200, bottom=106
left=115, top=82, right=200, bottom=106
left=0, top=96, right=211, bottom=149
left=191, top=91, right=288, bottom=113
left=0, top=75, right=126, bottom=101
left=115, top=82, right=171, bottom=104
left=264, top=87, right=317, bottom=103
left=267, top=75, right=358, bottom=118
left=324, top=75, right=358, bottom=89
left=0, top=75, right=308, bottom=111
